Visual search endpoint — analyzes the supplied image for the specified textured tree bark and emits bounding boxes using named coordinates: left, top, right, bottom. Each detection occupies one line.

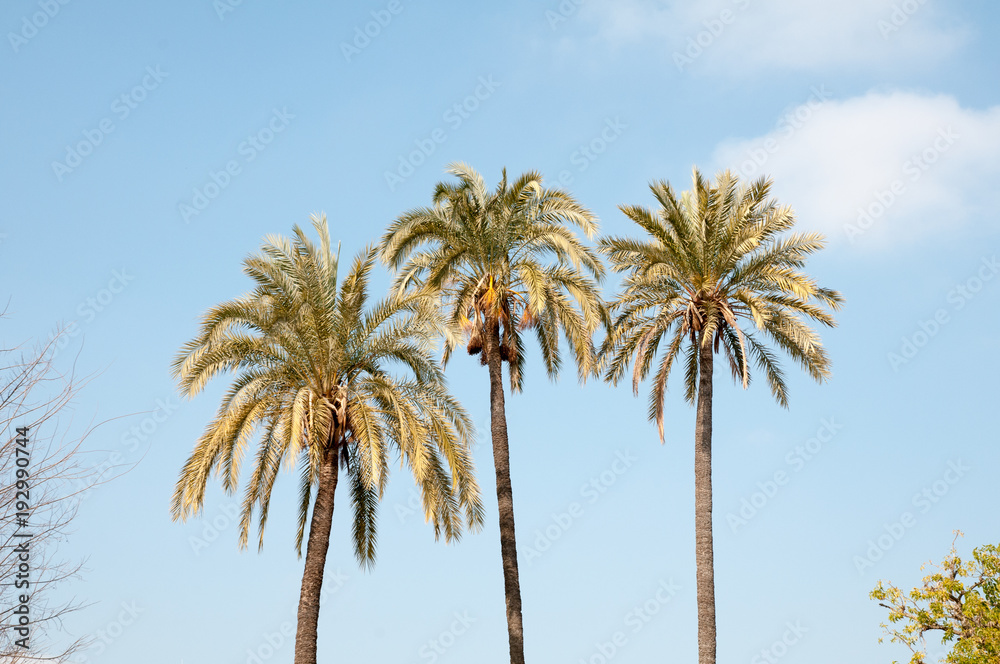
left=694, top=336, right=716, bottom=664
left=485, top=319, right=526, bottom=664
left=293, top=445, right=340, bottom=664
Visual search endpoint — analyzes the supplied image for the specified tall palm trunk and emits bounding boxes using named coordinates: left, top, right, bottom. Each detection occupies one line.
left=485, top=320, right=526, bottom=664
left=294, top=445, right=340, bottom=664
left=694, top=336, right=716, bottom=664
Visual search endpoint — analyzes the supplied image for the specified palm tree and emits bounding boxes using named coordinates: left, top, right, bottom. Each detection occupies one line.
left=170, top=216, right=484, bottom=664
left=599, top=169, right=843, bottom=664
left=379, top=163, right=607, bottom=664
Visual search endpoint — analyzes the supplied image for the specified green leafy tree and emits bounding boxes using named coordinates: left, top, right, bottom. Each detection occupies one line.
left=872, top=535, right=1000, bottom=664
left=171, top=216, right=484, bottom=664
left=599, top=168, right=843, bottom=664
left=380, top=163, right=606, bottom=664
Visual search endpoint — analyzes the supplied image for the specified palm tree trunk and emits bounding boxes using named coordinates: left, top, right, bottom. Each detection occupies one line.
left=293, top=446, right=340, bottom=664
left=485, top=320, right=526, bottom=664
left=694, top=336, right=716, bottom=664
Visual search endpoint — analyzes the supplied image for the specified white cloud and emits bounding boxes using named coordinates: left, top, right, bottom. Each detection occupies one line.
left=577, top=0, right=968, bottom=73
left=710, top=91, right=1000, bottom=248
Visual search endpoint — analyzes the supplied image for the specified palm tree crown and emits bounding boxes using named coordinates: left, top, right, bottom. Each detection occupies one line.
left=601, top=168, right=844, bottom=436
left=380, top=162, right=608, bottom=387
left=170, top=215, right=484, bottom=562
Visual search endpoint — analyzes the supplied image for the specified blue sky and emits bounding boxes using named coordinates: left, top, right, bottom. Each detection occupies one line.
left=2, top=1, right=999, bottom=662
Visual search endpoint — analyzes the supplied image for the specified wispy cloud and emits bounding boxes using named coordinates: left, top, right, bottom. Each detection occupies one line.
left=711, top=91, right=1000, bottom=248
left=576, top=0, right=968, bottom=73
